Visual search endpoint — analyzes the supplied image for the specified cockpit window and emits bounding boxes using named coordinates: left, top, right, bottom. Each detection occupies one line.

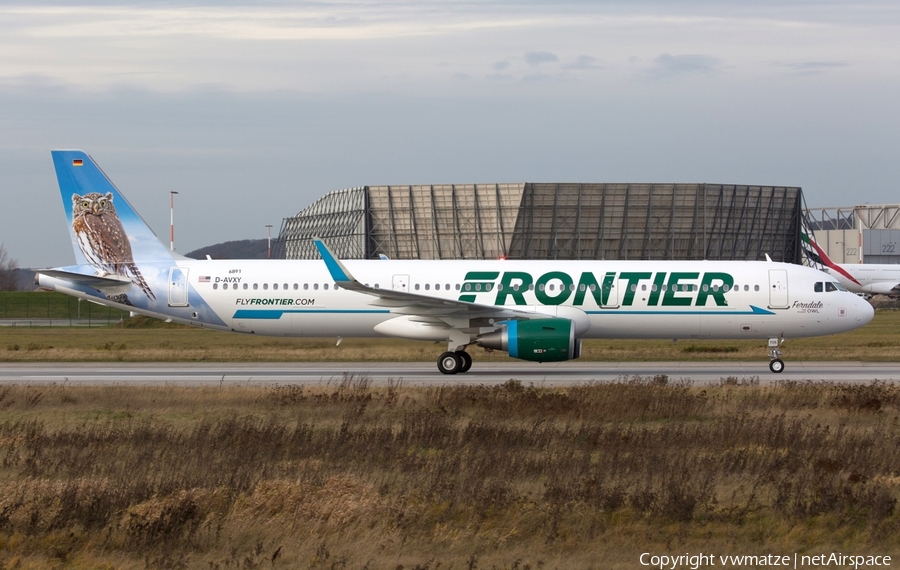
left=825, top=282, right=838, bottom=292
left=834, top=282, right=848, bottom=292
left=814, top=282, right=823, bottom=293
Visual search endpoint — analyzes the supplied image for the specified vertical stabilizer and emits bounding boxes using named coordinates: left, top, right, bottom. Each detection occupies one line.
left=51, top=150, right=173, bottom=301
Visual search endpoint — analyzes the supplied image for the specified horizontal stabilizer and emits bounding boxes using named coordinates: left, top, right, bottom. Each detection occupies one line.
left=36, top=269, right=132, bottom=291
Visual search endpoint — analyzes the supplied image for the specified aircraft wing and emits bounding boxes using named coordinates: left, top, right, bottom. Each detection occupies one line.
left=860, top=281, right=900, bottom=295
left=314, top=238, right=540, bottom=319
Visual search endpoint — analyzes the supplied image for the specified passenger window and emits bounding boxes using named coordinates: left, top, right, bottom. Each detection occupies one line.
left=324, top=283, right=329, bottom=290
left=253, top=283, right=258, bottom=290
left=744, top=285, right=749, bottom=292
left=415, top=284, right=420, bottom=290
left=641, top=284, right=646, bottom=291
left=293, top=283, right=298, bottom=290
left=273, top=283, right=278, bottom=290
left=283, top=284, right=288, bottom=290
left=815, top=282, right=823, bottom=293
left=712, top=284, right=719, bottom=292
left=630, top=284, right=636, bottom=292
left=445, top=284, right=450, bottom=290
left=303, top=283, right=308, bottom=290
left=213, top=283, right=218, bottom=290
left=425, top=284, right=430, bottom=290
left=754, top=285, right=759, bottom=292
left=313, top=283, right=318, bottom=290
left=513, top=284, right=520, bottom=291
left=590, top=284, right=596, bottom=291
left=539, top=284, right=546, bottom=291
left=243, top=284, right=248, bottom=290
left=263, top=283, right=268, bottom=290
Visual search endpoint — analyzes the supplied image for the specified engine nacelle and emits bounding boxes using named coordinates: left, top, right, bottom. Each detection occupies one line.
left=476, top=318, right=582, bottom=362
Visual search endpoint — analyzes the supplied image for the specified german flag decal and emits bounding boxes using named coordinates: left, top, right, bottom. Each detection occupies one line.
left=72, top=159, right=83, bottom=166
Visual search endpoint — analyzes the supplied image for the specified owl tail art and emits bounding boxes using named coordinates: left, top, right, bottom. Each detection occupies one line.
left=71, top=192, right=157, bottom=301
left=51, top=151, right=177, bottom=307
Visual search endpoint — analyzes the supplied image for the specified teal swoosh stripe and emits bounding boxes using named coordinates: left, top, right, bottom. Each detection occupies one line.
left=234, top=309, right=392, bottom=320
left=236, top=305, right=775, bottom=320
left=585, top=305, right=775, bottom=316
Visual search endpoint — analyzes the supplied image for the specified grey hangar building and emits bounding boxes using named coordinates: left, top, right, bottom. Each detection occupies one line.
left=272, top=182, right=807, bottom=264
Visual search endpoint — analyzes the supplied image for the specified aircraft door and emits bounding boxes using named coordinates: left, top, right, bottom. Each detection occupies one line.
left=768, top=269, right=789, bottom=309
left=168, top=266, right=189, bottom=307
left=601, top=274, right=619, bottom=308
left=392, top=274, right=409, bottom=292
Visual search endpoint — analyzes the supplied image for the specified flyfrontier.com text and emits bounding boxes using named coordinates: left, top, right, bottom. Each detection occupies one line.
left=639, top=552, right=892, bottom=570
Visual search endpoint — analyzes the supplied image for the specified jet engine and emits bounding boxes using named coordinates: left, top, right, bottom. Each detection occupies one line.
left=476, top=318, right=582, bottom=362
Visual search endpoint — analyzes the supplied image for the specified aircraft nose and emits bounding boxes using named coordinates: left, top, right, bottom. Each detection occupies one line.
left=853, top=294, right=875, bottom=324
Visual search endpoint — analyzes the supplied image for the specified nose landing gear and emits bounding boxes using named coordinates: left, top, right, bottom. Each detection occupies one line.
left=768, top=337, right=785, bottom=373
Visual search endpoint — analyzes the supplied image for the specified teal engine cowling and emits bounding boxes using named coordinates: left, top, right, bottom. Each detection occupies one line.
left=476, top=318, right=582, bottom=362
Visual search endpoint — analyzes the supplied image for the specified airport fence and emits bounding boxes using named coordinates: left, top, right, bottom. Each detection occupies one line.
left=0, top=292, right=128, bottom=326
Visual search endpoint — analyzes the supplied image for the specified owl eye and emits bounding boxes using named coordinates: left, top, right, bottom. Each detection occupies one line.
left=99, top=200, right=107, bottom=207
left=82, top=201, right=90, bottom=208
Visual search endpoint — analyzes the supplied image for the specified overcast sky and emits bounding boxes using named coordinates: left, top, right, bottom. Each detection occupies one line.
left=2, top=1, right=899, bottom=267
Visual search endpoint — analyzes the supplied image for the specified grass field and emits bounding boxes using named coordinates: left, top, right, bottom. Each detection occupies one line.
left=0, top=379, right=898, bottom=568
left=2, top=309, right=900, bottom=363
left=2, top=302, right=899, bottom=567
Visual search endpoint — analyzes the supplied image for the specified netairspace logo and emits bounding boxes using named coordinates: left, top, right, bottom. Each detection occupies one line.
left=639, top=552, right=892, bottom=569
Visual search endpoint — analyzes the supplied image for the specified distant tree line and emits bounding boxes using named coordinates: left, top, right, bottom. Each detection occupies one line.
left=0, top=244, right=18, bottom=291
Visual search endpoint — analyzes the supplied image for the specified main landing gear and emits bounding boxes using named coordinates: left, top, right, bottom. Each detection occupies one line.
left=768, top=337, right=785, bottom=373
left=437, top=350, right=473, bottom=375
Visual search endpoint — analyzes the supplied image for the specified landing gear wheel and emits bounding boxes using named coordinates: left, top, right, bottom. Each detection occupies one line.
left=769, top=359, right=785, bottom=374
left=457, top=351, right=473, bottom=373
left=438, top=351, right=462, bottom=374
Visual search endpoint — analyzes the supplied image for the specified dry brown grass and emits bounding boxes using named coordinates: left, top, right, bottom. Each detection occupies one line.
left=2, top=309, right=900, bottom=363
left=0, top=379, right=898, bottom=568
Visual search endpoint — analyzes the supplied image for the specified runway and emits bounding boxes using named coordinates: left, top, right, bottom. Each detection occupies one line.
left=2, top=361, right=900, bottom=385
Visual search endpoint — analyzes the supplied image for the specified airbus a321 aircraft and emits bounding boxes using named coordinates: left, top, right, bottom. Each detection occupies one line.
left=37, top=150, right=874, bottom=374
left=803, top=231, right=900, bottom=295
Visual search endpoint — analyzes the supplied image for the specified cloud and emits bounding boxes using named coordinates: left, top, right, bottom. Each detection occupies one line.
left=563, top=55, right=603, bottom=70
left=646, top=53, right=720, bottom=78
left=492, top=60, right=511, bottom=71
left=778, top=61, right=849, bottom=76
left=524, top=51, right=559, bottom=66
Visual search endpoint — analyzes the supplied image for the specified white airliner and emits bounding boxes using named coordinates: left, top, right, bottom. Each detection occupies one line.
left=803, top=231, right=900, bottom=295
left=37, top=150, right=874, bottom=374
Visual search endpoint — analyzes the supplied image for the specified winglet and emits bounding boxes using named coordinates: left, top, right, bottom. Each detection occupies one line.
left=313, top=238, right=354, bottom=283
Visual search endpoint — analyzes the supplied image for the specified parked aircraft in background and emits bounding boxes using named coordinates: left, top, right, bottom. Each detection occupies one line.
left=37, top=150, right=874, bottom=374
left=803, top=231, right=900, bottom=295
